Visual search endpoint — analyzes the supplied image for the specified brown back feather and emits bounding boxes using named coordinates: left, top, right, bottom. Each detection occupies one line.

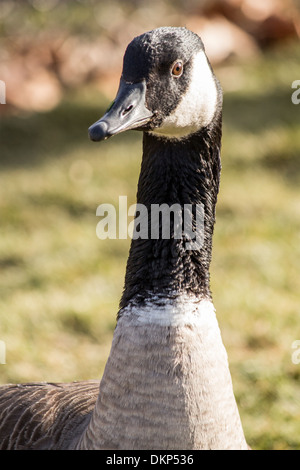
left=0, top=381, right=99, bottom=449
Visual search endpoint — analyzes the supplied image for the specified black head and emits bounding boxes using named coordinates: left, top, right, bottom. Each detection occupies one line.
left=89, top=27, right=221, bottom=142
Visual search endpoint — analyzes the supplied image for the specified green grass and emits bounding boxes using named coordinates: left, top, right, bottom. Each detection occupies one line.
left=0, top=41, right=300, bottom=449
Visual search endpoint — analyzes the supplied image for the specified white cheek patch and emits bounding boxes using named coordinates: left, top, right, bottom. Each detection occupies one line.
left=151, top=50, right=218, bottom=140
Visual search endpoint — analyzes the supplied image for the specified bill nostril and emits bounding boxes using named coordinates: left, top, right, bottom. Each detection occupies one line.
left=122, top=104, right=133, bottom=116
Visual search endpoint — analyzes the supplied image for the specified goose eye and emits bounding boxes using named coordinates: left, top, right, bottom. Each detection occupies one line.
left=171, top=61, right=183, bottom=77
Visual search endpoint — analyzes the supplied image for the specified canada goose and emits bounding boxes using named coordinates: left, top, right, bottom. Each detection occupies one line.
left=0, top=27, right=248, bottom=450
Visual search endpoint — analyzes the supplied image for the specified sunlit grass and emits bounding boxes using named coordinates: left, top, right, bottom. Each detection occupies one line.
left=0, top=41, right=300, bottom=449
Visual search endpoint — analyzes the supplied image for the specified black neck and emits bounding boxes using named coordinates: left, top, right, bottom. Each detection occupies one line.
left=119, top=112, right=222, bottom=311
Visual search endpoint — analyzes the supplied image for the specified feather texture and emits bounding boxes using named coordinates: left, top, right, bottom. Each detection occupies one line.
left=0, top=381, right=98, bottom=449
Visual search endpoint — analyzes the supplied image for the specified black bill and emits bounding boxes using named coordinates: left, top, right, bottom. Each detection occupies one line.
left=88, top=79, right=153, bottom=142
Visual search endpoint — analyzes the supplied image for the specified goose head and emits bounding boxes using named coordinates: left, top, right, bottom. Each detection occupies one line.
left=88, top=27, right=222, bottom=142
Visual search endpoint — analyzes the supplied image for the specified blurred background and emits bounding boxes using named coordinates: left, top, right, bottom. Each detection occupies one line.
left=0, top=0, right=300, bottom=449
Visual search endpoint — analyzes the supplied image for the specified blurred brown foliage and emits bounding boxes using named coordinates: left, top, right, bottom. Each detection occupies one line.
left=0, top=0, right=299, bottom=113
